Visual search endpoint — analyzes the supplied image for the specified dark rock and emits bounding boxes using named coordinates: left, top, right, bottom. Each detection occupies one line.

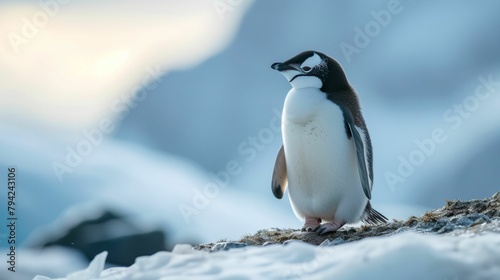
left=33, top=209, right=168, bottom=266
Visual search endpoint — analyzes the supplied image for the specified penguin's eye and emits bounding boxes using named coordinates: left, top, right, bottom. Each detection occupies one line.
left=302, top=66, right=312, bottom=72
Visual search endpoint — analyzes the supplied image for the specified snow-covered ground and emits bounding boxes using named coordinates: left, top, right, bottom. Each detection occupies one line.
left=33, top=232, right=500, bottom=280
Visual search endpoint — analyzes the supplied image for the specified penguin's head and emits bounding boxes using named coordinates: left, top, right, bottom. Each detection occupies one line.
left=271, top=50, right=350, bottom=91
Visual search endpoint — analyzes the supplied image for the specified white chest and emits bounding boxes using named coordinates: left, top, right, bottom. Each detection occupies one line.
left=281, top=87, right=366, bottom=221
left=282, top=88, right=326, bottom=125
left=282, top=88, right=352, bottom=178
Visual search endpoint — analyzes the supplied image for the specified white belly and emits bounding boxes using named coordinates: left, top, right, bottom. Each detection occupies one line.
left=282, top=88, right=367, bottom=223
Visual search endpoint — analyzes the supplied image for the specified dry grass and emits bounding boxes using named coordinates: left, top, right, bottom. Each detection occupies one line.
left=195, top=192, right=500, bottom=251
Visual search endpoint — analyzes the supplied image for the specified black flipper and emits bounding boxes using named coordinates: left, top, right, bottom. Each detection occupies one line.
left=344, top=111, right=372, bottom=200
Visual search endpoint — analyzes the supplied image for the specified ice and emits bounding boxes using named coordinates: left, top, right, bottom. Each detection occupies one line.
left=33, top=252, right=108, bottom=280
left=66, top=252, right=107, bottom=280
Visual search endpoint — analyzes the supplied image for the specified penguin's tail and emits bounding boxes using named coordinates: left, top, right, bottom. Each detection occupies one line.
left=362, top=201, right=389, bottom=225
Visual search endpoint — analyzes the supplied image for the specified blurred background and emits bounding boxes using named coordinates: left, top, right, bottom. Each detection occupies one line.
left=1, top=0, right=500, bottom=278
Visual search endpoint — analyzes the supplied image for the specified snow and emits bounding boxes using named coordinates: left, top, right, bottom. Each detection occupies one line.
left=0, top=247, right=88, bottom=280
left=33, top=252, right=107, bottom=280
left=34, top=232, right=500, bottom=280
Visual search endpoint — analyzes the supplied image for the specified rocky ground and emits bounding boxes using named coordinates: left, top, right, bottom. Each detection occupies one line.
left=195, top=192, right=500, bottom=251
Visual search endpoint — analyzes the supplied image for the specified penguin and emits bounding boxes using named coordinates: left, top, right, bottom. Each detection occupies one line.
left=271, top=50, right=388, bottom=235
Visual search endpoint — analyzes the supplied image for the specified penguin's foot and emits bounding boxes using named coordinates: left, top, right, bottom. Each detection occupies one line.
left=313, top=220, right=345, bottom=235
left=301, top=217, right=322, bottom=232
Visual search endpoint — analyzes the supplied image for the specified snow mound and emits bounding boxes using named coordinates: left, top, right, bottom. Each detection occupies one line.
left=36, top=232, right=500, bottom=280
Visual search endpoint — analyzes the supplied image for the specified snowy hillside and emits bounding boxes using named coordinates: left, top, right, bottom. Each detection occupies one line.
left=31, top=193, right=500, bottom=280
left=34, top=232, right=500, bottom=280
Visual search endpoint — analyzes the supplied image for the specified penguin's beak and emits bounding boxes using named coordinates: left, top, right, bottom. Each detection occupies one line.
left=271, top=62, right=295, bottom=72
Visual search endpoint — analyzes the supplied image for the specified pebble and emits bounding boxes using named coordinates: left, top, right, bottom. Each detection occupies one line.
left=319, top=237, right=346, bottom=247
left=433, top=218, right=449, bottom=231
left=437, top=224, right=455, bottom=234
left=211, top=242, right=248, bottom=252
